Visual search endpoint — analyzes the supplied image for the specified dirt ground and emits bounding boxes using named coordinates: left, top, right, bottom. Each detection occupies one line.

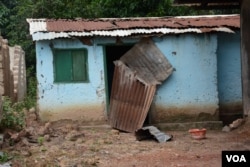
left=1, top=110, right=250, bottom=167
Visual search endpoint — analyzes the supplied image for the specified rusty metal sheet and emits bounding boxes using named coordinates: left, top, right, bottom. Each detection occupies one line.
left=109, top=39, right=173, bottom=132
left=120, top=38, right=173, bottom=85
left=44, top=15, right=240, bottom=32
left=46, top=19, right=116, bottom=32
left=27, top=15, right=240, bottom=41
left=109, top=63, right=156, bottom=132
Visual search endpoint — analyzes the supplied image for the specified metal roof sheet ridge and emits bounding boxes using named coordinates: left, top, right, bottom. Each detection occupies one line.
left=27, top=14, right=239, bottom=21
left=174, top=14, right=239, bottom=19
left=27, top=18, right=47, bottom=35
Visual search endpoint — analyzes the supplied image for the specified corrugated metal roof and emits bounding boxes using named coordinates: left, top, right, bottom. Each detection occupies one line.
left=27, top=15, right=240, bottom=41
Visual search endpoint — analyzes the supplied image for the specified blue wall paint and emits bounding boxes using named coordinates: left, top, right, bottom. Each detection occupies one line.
left=152, top=34, right=219, bottom=122
left=36, top=33, right=241, bottom=123
left=36, top=39, right=106, bottom=122
left=217, top=31, right=242, bottom=105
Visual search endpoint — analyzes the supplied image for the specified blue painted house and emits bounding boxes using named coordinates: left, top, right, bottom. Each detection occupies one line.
left=27, top=15, right=241, bottom=127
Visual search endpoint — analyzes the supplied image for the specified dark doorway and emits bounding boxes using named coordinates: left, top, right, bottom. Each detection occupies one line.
left=104, top=45, right=133, bottom=109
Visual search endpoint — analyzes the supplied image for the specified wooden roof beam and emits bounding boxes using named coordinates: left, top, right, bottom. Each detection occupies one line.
left=173, top=0, right=240, bottom=9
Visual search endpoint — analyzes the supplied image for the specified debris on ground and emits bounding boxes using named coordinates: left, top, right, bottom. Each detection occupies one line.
left=135, top=126, right=172, bottom=143
left=222, top=125, right=231, bottom=132
left=222, top=118, right=245, bottom=132
left=229, top=118, right=245, bottom=129
left=65, top=130, right=85, bottom=141
left=110, top=129, right=120, bottom=135
left=0, top=109, right=250, bottom=166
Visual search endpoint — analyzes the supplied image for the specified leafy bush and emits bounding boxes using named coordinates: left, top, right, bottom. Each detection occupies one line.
left=0, top=97, right=25, bottom=131
left=0, top=72, right=37, bottom=131
left=0, top=152, right=10, bottom=163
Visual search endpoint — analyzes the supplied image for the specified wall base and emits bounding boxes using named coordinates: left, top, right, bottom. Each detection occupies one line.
left=153, top=121, right=223, bottom=131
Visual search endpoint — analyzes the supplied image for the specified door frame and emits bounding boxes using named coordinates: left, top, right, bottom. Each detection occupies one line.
left=103, top=44, right=134, bottom=116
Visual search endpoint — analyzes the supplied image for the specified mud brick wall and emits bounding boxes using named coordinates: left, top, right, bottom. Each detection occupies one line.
left=0, top=36, right=11, bottom=97
left=9, top=46, right=26, bottom=101
left=0, top=36, right=26, bottom=102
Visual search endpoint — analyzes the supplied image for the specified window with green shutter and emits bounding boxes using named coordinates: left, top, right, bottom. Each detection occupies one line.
left=53, top=49, right=88, bottom=83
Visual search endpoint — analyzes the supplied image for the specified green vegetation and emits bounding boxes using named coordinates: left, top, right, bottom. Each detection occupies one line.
left=37, top=136, right=44, bottom=146
left=0, top=74, right=36, bottom=130
left=0, top=152, right=11, bottom=163
left=24, top=69, right=37, bottom=109
left=0, top=97, right=25, bottom=131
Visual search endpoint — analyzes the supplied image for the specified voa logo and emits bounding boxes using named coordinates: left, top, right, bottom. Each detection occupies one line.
left=226, top=154, right=247, bottom=163
left=222, top=151, right=250, bottom=167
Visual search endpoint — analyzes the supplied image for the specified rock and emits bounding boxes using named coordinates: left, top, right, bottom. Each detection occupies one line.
left=38, top=122, right=51, bottom=135
left=6, top=129, right=30, bottom=143
left=29, top=107, right=36, bottom=113
left=25, top=127, right=36, bottom=136
left=229, top=118, right=245, bottom=129
left=21, top=138, right=32, bottom=146
left=222, top=125, right=231, bottom=132
left=111, top=129, right=120, bottom=135
left=65, top=130, right=85, bottom=141
left=20, top=129, right=31, bottom=138
left=26, top=108, right=38, bottom=124
left=44, top=122, right=51, bottom=129
left=44, top=134, right=51, bottom=142
left=20, top=150, right=32, bottom=156
left=61, top=123, right=79, bottom=133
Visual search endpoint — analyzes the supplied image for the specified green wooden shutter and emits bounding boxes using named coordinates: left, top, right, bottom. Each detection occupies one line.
left=72, top=50, right=87, bottom=81
left=54, top=50, right=72, bottom=82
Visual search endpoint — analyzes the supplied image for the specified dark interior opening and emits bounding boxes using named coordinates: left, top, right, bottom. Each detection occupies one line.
left=105, top=45, right=133, bottom=101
